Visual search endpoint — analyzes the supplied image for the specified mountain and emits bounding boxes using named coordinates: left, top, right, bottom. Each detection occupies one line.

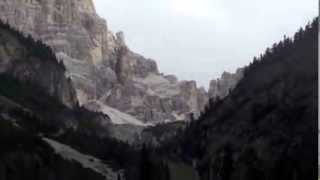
left=0, top=21, right=77, bottom=108
left=161, top=18, right=318, bottom=180
left=0, top=0, right=209, bottom=124
left=0, top=1, right=316, bottom=180
left=0, top=19, right=127, bottom=179
left=0, top=19, right=184, bottom=180
left=208, top=68, right=244, bottom=99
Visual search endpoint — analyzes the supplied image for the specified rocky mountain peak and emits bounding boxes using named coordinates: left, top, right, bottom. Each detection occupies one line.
left=0, top=0, right=244, bottom=124
left=0, top=0, right=212, bottom=124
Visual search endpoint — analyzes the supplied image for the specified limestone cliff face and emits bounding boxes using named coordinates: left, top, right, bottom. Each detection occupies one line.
left=0, top=22, right=77, bottom=108
left=208, top=68, right=244, bottom=99
left=0, top=0, right=112, bottom=102
left=0, top=0, right=208, bottom=123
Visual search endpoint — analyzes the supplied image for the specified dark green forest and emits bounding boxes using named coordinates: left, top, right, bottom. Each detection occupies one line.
left=156, top=18, right=318, bottom=180
left=0, top=17, right=318, bottom=180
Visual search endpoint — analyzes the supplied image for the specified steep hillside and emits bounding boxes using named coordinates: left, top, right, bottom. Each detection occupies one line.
left=0, top=1, right=316, bottom=180
left=0, top=20, right=179, bottom=180
left=0, top=0, right=209, bottom=124
left=0, top=21, right=77, bottom=108
left=0, top=20, right=128, bottom=179
left=0, top=20, right=184, bottom=179
left=161, top=19, right=318, bottom=180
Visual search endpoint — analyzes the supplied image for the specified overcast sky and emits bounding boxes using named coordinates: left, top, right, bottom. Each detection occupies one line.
left=93, top=0, right=317, bottom=88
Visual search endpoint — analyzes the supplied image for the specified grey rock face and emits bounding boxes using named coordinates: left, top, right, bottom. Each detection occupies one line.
left=0, top=0, right=208, bottom=123
left=0, top=0, right=110, bottom=103
left=208, top=68, right=244, bottom=99
left=164, top=75, right=178, bottom=84
left=0, top=25, right=77, bottom=108
left=9, top=59, right=78, bottom=108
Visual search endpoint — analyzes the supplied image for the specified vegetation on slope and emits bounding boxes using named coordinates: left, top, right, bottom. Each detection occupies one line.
left=0, top=14, right=317, bottom=180
left=160, top=18, right=318, bottom=180
left=0, top=20, right=136, bottom=180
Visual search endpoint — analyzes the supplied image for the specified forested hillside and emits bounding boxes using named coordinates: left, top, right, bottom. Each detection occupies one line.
left=0, top=11, right=317, bottom=180
left=157, top=18, right=318, bottom=180
left=0, top=20, right=132, bottom=180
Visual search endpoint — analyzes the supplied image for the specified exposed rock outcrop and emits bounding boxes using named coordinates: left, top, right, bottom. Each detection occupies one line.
left=0, top=21, right=77, bottom=108
left=208, top=68, right=244, bottom=99
left=0, top=0, right=208, bottom=123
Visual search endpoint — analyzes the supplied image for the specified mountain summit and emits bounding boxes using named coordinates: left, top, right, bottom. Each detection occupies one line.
left=0, top=0, right=215, bottom=124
